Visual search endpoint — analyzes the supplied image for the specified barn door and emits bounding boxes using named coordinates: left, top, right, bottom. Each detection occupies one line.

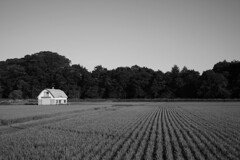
left=41, top=98, right=51, bottom=105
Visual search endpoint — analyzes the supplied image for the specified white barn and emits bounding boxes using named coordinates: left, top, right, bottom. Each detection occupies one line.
left=38, top=88, right=68, bottom=105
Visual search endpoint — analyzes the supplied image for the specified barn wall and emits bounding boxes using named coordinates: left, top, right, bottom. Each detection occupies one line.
left=55, top=98, right=67, bottom=104
left=41, top=98, right=51, bottom=105
left=51, top=99, right=56, bottom=105
left=38, top=98, right=67, bottom=105
left=38, top=99, right=42, bottom=105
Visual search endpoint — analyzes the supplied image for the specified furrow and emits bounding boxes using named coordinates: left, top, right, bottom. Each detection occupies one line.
left=155, top=106, right=164, bottom=160
left=115, top=107, right=159, bottom=160
left=186, top=109, right=240, bottom=134
left=98, top=107, right=158, bottom=160
left=175, top=108, right=240, bottom=160
left=177, top=107, right=240, bottom=155
left=165, top=107, right=190, bottom=160
left=164, top=107, right=178, bottom=160
left=172, top=108, right=231, bottom=160
left=178, top=106, right=240, bottom=143
left=162, top=107, right=174, bottom=160
left=77, top=109, right=153, bottom=160
left=152, top=106, right=161, bottom=160
left=140, top=107, right=160, bottom=160
left=114, top=110, right=150, bottom=135
left=167, top=107, right=206, bottom=160
left=161, top=107, right=166, bottom=160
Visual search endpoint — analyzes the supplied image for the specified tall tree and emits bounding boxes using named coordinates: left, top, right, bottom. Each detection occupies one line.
left=198, top=70, right=230, bottom=98
left=164, top=65, right=183, bottom=98
left=0, top=52, right=239, bottom=99
left=213, top=60, right=240, bottom=98
left=179, top=67, right=200, bottom=98
left=149, top=71, right=166, bottom=98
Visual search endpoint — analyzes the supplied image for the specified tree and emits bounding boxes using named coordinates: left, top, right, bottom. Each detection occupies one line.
left=111, top=67, right=133, bottom=98
left=127, top=66, right=154, bottom=98
left=0, top=84, right=3, bottom=98
left=198, top=70, right=230, bottom=98
left=149, top=71, right=166, bottom=98
left=163, top=65, right=183, bottom=98
left=171, top=65, right=180, bottom=74
left=213, top=60, right=240, bottom=98
left=179, top=67, right=200, bottom=98
left=17, top=79, right=30, bottom=98
left=0, top=52, right=239, bottom=99
left=85, top=85, right=99, bottom=98
left=232, top=74, right=240, bottom=98
left=9, top=90, right=23, bottom=99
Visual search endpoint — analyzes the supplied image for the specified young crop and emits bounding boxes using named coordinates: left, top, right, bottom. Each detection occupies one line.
left=1, top=102, right=240, bottom=160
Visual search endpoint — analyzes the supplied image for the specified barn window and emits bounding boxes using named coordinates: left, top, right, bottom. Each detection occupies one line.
left=44, top=91, right=49, bottom=97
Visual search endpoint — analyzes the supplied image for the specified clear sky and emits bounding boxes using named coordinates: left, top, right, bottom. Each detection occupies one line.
left=1, top=0, right=240, bottom=73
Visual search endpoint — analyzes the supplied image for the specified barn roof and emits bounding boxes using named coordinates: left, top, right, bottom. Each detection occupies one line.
left=46, top=89, right=68, bottom=98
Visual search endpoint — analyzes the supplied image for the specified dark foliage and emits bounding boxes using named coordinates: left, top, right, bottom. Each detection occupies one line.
left=0, top=51, right=239, bottom=99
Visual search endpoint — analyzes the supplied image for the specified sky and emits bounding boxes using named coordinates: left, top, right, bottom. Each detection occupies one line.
left=1, top=0, right=240, bottom=73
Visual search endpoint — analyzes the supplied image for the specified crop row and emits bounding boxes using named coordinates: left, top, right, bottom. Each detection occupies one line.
left=1, top=104, right=240, bottom=160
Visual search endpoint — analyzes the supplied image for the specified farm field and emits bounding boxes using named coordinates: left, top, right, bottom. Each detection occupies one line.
left=0, top=102, right=240, bottom=160
left=0, top=102, right=122, bottom=125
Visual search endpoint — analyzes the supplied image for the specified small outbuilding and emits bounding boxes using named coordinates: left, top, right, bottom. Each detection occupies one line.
left=38, top=88, right=68, bottom=105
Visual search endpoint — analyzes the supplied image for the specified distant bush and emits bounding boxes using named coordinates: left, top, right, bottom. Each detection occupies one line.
left=24, top=102, right=37, bottom=105
left=0, top=101, right=11, bottom=105
left=8, top=90, right=23, bottom=99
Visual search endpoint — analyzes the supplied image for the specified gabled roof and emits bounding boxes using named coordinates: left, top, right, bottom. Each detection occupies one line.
left=46, top=89, right=68, bottom=98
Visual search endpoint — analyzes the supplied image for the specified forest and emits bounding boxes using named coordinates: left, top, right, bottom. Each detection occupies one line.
left=0, top=51, right=239, bottom=99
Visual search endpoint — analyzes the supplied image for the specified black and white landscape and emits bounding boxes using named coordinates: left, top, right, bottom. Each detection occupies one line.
left=1, top=0, right=240, bottom=160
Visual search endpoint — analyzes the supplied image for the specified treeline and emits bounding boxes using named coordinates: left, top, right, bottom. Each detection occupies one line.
left=0, top=51, right=239, bottom=99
